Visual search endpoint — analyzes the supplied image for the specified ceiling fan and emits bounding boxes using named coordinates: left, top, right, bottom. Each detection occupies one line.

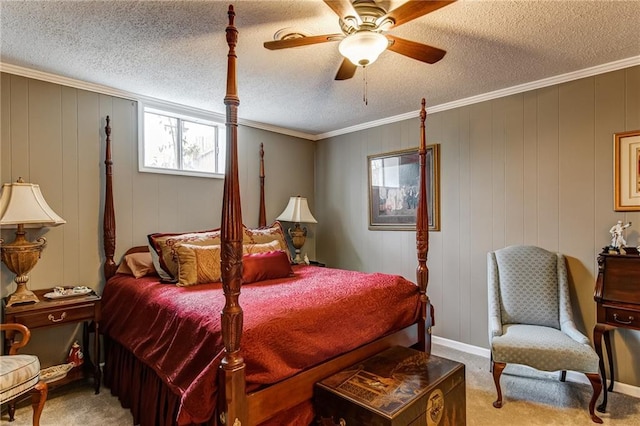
left=264, top=0, right=456, bottom=80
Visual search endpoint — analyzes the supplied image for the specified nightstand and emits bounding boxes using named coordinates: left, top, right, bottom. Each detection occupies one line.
left=2, top=288, right=102, bottom=394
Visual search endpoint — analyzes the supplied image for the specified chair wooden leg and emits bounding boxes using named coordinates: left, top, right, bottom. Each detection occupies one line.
left=492, top=361, right=506, bottom=408
left=30, top=381, right=48, bottom=426
left=585, top=372, right=603, bottom=424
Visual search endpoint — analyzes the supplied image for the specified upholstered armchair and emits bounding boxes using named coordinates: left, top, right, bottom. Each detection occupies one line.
left=0, top=323, right=47, bottom=425
left=487, top=245, right=602, bottom=423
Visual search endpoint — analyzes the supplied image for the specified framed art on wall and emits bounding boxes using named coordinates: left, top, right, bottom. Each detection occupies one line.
left=368, top=145, right=440, bottom=231
left=614, top=130, right=640, bottom=211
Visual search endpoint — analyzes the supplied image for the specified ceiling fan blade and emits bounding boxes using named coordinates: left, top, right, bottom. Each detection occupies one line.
left=378, top=0, right=456, bottom=29
left=324, top=0, right=361, bottom=25
left=386, top=34, right=446, bottom=64
left=264, top=34, right=343, bottom=50
left=335, top=58, right=357, bottom=80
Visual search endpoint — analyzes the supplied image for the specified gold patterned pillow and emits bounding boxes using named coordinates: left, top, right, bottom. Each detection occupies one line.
left=175, top=244, right=222, bottom=287
left=242, top=221, right=291, bottom=262
left=242, top=240, right=281, bottom=255
left=148, top=229, right=221, bottom=281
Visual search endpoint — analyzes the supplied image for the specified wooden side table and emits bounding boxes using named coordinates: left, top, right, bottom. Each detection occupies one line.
left=2, top=288, right=102, bottom=394
left=593, top=248, right=640, bottom=413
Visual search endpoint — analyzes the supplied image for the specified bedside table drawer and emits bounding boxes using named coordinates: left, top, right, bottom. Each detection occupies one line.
left=13, top=303, right=97, bottom=329
left=605, top=307, right=640, bottom=330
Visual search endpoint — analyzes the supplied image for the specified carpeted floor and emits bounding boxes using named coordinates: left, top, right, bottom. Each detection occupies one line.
left=2, top=343, right=639, bottom=425
left=432, top=345, right=640, bottom=426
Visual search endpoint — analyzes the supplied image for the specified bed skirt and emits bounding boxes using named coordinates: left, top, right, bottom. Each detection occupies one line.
left=104, top=337, right=195, bottom=426
left=103, top=337, right=314, bottom=426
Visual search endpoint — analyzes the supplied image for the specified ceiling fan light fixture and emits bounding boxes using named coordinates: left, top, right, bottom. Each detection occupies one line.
left=338, top=31, right=388, bottom=67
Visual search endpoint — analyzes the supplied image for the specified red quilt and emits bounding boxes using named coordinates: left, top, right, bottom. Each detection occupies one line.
left=101, top=265, right=421, bottom=424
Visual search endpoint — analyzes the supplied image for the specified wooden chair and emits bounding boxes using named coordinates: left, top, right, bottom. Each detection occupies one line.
left=487, top=245, right=602, bottom=423
left=0, top=323, right=48, bottom=425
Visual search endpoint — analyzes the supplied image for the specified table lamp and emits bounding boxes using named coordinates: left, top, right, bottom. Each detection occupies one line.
left=276, top=196, right=317, bottom=264
left=0, top=178, right=66, bottom=306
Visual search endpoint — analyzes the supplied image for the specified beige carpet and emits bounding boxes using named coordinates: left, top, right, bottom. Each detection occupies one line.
left=432, top=345, right=639, bottom=426
left=2, top=344, right=639, bottom=425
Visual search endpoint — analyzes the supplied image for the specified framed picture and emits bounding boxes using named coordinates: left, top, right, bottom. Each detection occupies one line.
left=614, top=130, right=640, bottom=211
left=368, top=145, right=440, bottom=231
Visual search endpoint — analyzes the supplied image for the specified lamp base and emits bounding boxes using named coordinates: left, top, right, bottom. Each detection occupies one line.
left=292, top=249, right=304, bottom=264
left=288, top=224, right=307, bottom=264
left=1, top=224, right=46, bottom=307
left=6, top=284, right=40, bottom=307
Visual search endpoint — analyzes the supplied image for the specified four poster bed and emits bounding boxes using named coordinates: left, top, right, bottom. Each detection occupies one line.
left=100, top=6, right=434, bottom=426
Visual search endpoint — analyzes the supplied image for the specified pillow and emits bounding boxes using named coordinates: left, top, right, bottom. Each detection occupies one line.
left=148, top=228, right=221, bottom=280
left=116, top=260, right=133, bottom=276
left=243, top=221, right=292, bottom=262
left=242, top=250, right=294, bottom=284
left=148, top=241, right=172, bottom=280
left=242, top=240, right=281, bottom=255
left=115, top=252, right=156, bottom=279
left=175, top=244, right=222, bottom=287
left=148, top=222, right=290, bottom=280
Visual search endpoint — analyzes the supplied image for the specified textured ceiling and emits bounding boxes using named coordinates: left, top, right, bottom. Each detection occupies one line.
left=1, top=1, right=639, bottom=137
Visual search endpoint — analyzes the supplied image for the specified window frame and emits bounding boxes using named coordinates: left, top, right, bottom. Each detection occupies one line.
left=138, top=101, right=226, bottom=179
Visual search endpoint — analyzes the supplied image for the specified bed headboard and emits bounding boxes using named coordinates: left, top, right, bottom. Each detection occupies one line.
left=101, top=105, right=267, bottom=282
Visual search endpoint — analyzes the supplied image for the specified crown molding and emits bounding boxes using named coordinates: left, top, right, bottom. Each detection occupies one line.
left=316, top=56, right=640, bottom=140
left=0, top=62, right=316, bottom=141
left=3, top=56, right=639, bottom=142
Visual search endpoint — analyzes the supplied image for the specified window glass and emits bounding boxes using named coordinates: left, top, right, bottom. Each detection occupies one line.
left=139, top=103, right=225, bottom=178
left=181, top=120, right=216, bottom=173
left=144, top=111, right=178, bottom=169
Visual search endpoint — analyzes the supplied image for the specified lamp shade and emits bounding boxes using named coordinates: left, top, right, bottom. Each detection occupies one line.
left=0, top=180, right=66, bottom=228
left=276, top=196, right=317, bottom=224
left=338, top=31, right=388, bottom=67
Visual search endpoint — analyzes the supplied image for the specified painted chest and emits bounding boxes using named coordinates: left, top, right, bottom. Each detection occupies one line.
left=315, top=346, right=466, bottom=426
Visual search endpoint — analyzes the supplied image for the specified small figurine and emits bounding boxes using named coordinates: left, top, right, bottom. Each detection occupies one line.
left=609, top=220, right=631, bottom=250
left=66, top=341, right=84, bottom=367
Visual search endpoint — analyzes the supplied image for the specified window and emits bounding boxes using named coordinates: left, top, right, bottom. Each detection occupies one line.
left=139, top=103, right=226, bottom=178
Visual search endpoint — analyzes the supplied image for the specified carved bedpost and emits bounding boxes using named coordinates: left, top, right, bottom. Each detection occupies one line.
left=103, top=116, right=117, bottom=281
left=259, top=143, right=266, bottom=228
left=218, top=5, right=248, bottom=426
left=416, top=99, right=432, bottom=354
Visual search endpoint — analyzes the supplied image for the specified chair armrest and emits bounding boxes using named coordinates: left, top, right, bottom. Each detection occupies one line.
left=489, top=315, right=502, bottom=340
left=0, top=323, right=31, bottom=355
left=487, top=252, right=503, bottom=342
left=560, top=319, right=590, bottom=345
left=555, top=253, right=590, bottom=345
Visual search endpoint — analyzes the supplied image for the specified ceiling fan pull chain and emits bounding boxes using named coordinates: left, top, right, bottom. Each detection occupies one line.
left=363, top=66, right=368, bottom=106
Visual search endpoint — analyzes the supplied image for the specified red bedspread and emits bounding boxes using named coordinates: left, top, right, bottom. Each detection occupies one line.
left=101, top=265, right=421, bottom=424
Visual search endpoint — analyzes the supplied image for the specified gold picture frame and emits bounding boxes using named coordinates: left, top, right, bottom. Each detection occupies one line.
left=614, top=130, right=640, bottom=211
left=368, top=145, right=440, bottom=231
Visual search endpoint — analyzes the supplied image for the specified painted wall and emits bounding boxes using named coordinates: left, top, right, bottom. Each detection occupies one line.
left=315, top=66, right=640, bottom=387
left=0, top=73, right=315, bottom=364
